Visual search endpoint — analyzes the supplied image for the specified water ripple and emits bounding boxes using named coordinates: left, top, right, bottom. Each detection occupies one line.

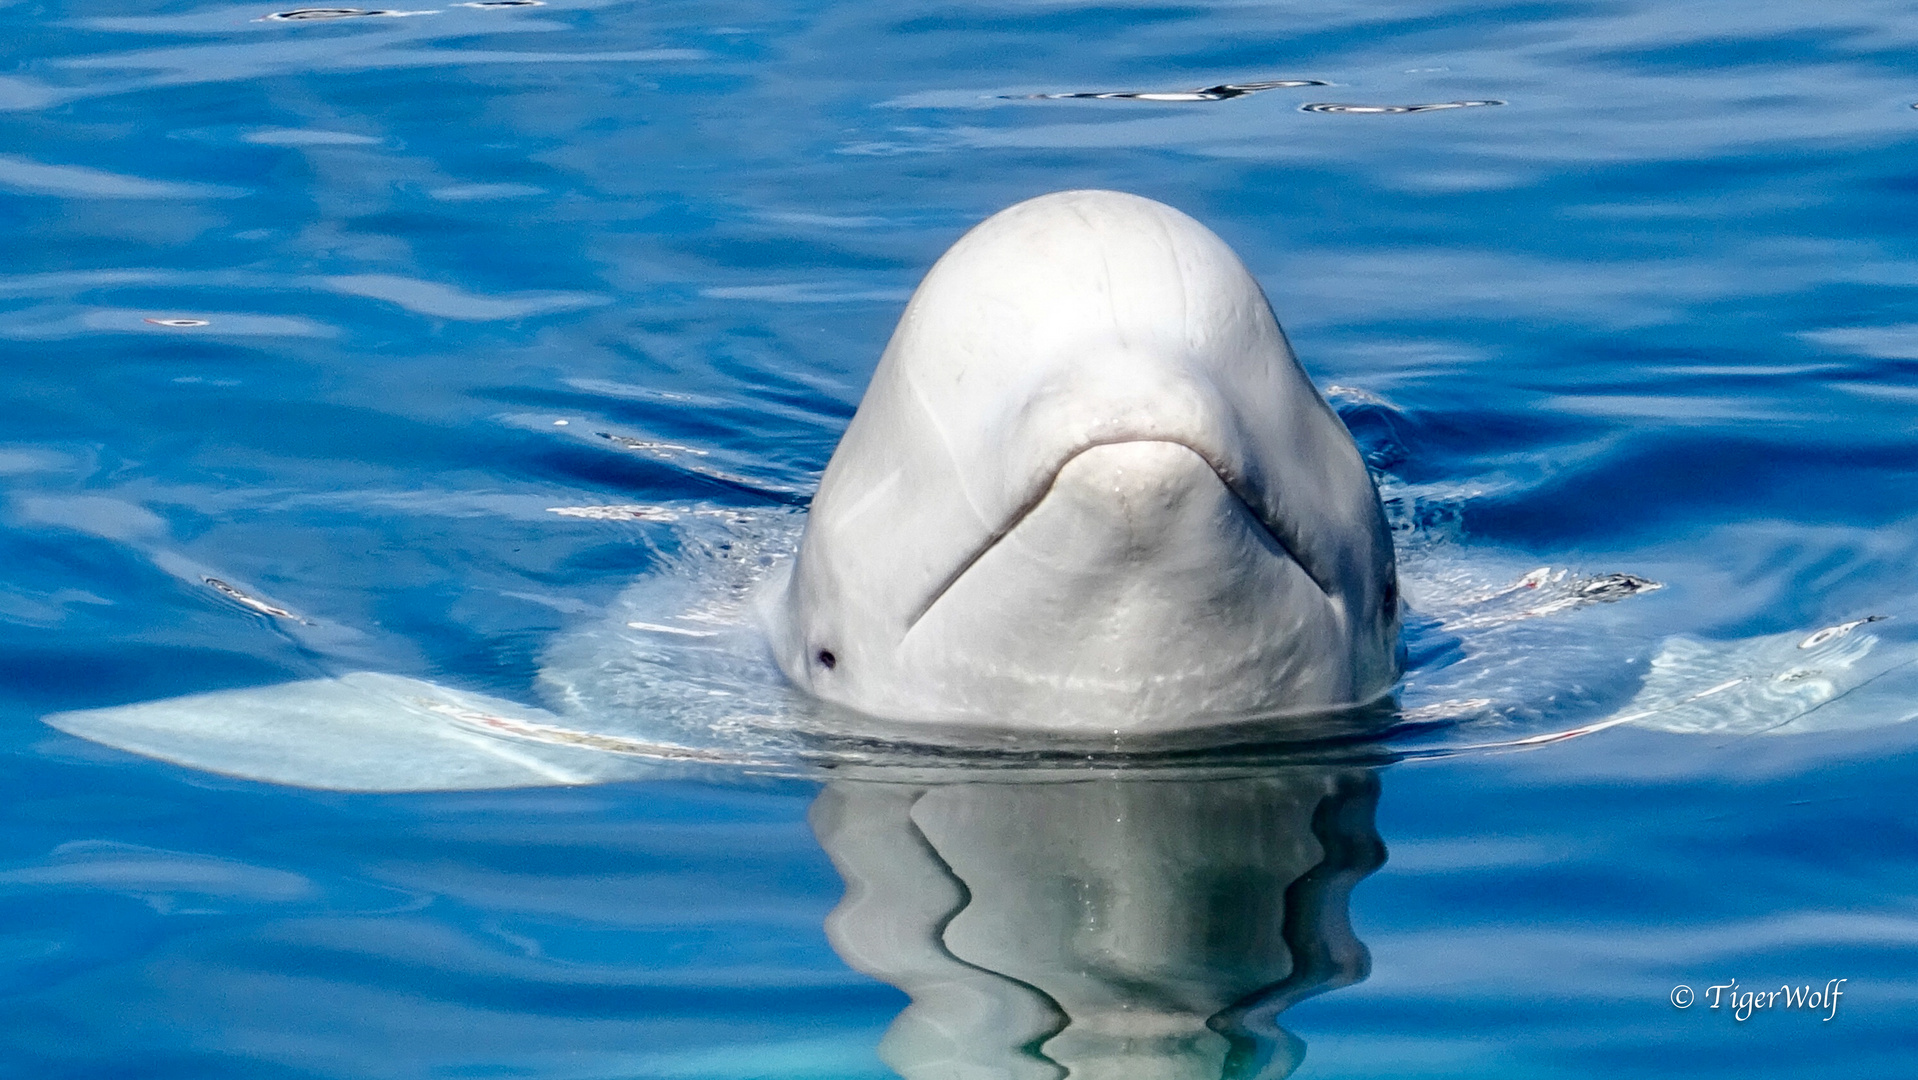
left=260, top=2, right=541, bottom=18
left=1300, top=100, right=1506, bottom=114
left=1018, top=79, right=1328, bottom=102
left=260, top=8, right=415, bottom=20
left=0, top=154, right=247, bottom=199
left=320, top=274, right=609, bottom=321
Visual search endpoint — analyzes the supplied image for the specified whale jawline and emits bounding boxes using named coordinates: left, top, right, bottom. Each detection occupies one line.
left=903, top=437, right=1330, bottom=633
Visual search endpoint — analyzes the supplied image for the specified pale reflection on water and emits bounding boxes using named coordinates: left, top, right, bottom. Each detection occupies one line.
left=814, top=769, right=1383, bottom=1080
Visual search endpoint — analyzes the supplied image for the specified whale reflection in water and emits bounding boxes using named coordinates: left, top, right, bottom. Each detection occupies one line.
left=811, top=767, right=1384, bottom=1080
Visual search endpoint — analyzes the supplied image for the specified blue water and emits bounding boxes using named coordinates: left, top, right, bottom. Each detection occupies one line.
left=5, top=0, right=1918, bottom=1075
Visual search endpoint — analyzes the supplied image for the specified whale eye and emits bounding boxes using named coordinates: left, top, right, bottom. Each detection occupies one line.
left=1381, top=581, right=1399, bottom=618
left=815, top=649, right=837, bottom=671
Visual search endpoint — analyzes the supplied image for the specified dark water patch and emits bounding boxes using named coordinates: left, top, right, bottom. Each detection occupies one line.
left=0, top=1039, right=332, bottom=1080
left=1155, top=1, right=1606, bottom=72
left=1335, top=396, right=1608, bottom=487
left=1301, top=100, right=1504, bottom=114
left=0, top=892, right=168, bottom=997
left=1587, top=32, right=1861, bottom=73
left=1465, top=434, right=1918, bottom=544
left=155, top=400, right=506, bottom=479
left=389, top=625, right=555, bottom=701
left=1017, top=79, right=1327, bottom=102
left=890, top=6, right=1206, bottom=36
left=669, top=219, right=924, bottom=273
left=1330, top=390, right=1422, bottom=473
left=513, top=441, right=803, bottom=507
left=0, top=646, right=303, bottom=713
left=208, top=937, right=896, bottom=1019
left=1400, top=609, right=1465, bottom=674
left=551, top=540, right=659, bottom=578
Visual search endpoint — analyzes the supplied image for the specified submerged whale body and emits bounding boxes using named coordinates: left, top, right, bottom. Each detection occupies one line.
left=766, top=190, right=1400, bottom=733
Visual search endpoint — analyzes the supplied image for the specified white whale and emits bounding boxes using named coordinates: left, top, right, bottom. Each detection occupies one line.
left=766, top=190, right=1399, bottom=733
left=37, top=192, right=1918, bottom=791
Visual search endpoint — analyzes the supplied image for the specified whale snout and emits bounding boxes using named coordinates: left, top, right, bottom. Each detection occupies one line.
left=891, top=437, right=1356, bottom=729
left=907, top=435, right=1319, bottom=633
left=768, top=190, right=1400, bottom=733
left=1030, top=440, right=1245, bottom=557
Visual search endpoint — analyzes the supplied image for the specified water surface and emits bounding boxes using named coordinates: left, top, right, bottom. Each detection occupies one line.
left=3, top=1, right=1917, bottom=1076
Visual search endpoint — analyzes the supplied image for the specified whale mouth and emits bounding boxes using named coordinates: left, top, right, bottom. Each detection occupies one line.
left=904, top=438, right=1333, bottom=632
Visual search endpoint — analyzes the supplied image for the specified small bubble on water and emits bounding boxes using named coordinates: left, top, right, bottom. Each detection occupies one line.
left=144, top=318, right=210, bottom=328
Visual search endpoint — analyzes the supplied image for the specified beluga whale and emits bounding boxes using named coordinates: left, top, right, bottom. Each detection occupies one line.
left=765, top=189, right=1400, bottom=734
left=40, top=191, right=1917, bottom=792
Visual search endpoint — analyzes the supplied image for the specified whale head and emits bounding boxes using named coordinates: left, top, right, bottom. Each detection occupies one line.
left=766, top=190, right=1399, bottom=734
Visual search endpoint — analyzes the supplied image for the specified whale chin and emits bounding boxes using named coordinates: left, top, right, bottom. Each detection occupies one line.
left=804, top=439, right=1379, bottom=734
